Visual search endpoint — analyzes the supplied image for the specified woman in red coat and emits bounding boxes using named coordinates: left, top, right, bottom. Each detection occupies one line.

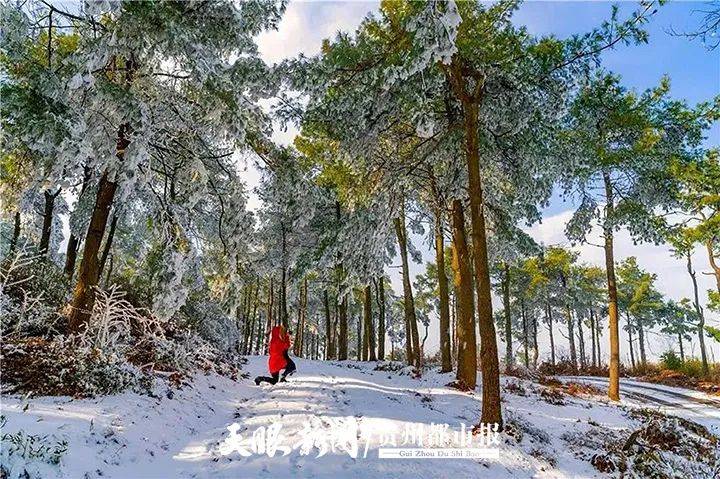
left=255, top=325, right=296, bottom=385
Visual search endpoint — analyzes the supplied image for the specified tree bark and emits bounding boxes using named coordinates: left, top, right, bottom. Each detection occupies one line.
left=678, top=332, right=685, bottom=362
left=247, top=280, right=259, bottom=355
left=364, top=284, right=376, bottom=361
left=603, top=170, right=621, bottom=401
left=502, top=262, right=513, bottom=368
left=103, top=253, right=113, bottom=287
left=462, top=99, right=502, bottom=426
left=532, top=311, right=539, bottom=369
left=395, top=210, right=419, bottom=368
left=98, top=214, right=117, bottom=280
left=687, top=252, right=709, bottom=375
left=376, top=277, right=386, bottom=360
left=263, top=276, right=274, bottom=353
left=64, top=234, right=80, bottom=280
left=39, top=189, right=60, bottom=256
left=68, top=170, right=120, bottom=331
left=547, top=301, right=556, bottom=366
left=450, top=199, right=477, bottom=389
left=636, top=317, right=646, bottom=367
left=577, top=313, right=586, bottom=369
left=561, top=272, right=577, bottom=371
left=338, top=267, right=348, bottom=360
left=521, top=299, right=529, bottom=368
left=451, top=293, right=458, bottom=363
left=294, top=279, right=308, bottom=357
left=280, top=225, right=289, bottom=328
left=69, top=51, right=135, bottom=330
left=435, top=214, right=452, bottom=372
left=64, top=166, right=92, bottom=280
left=335, top=201, right=348, bottom=360
left=324, top=289, right=333, bottom=360
left=627, top=314, right=636, bottom=370
left=595, top=310, right=602, bottom=366
left=356, top=308, right=362, bottom=361
left=590, top=309, right=597, bottom=368
left=9, top=211, right=21, bottom=256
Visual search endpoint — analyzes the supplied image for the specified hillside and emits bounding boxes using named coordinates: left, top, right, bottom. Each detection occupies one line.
left=2, top=358, right=718, bottom=479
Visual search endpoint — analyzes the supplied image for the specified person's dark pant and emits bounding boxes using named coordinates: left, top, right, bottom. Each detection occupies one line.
left=255, top=353, right=296, bottom=385
left=282, top=351, right=296, bottom=378
left=256, top=372, right=280, bottom=385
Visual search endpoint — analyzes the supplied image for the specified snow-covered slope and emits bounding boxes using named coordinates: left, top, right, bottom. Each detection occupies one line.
left=2, top=358, right=717, bottom=478
left=559, top=375, right=720, bottom=435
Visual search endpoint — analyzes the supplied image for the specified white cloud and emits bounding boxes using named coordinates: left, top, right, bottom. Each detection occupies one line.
left=256, top=1, right=379, bottom=66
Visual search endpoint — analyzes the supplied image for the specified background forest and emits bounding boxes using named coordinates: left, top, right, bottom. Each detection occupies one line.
left=1, top=0, right=719, bottom=450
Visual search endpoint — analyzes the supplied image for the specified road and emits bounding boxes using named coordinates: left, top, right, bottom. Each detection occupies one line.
left=560, top=375, right=720, bottom=434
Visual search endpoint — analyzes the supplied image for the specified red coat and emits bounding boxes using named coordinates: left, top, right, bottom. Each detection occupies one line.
left=268, top=326, right=290, bottom=374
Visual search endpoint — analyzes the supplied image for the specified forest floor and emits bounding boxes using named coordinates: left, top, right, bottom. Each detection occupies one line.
left=2, top=357, right=719, bottom=478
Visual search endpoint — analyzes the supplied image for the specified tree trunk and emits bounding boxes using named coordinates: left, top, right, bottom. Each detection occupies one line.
left=338, top=267, right=348, bottom=360
left=64, top=234, right=80, bottom=280
left=361, top=290, right=369, bottom=361
left=603, top=170, right=621, bottom=401
left=64, top=166, right=92, bottom=280
left=595, top=310, right=602, bottom=366
left=531, top=312, right=539, bottom=369
left=451, top=293, right=458, bottom=363
left=462, top=99, right=502, bottom=426
left=547, top=301, right=556, bottom=366
left=364, top=284, right=376, bottom=361
left=68, top=170, right=120, bottom=331
left=278, top=222, right=290, bottom=328
left=262, top=276, right=274, bottom=353
left=332, top=298, right=339, bottom=359
left=356, top=310, right=362, bottom=361
left=376, top=277, right=386, bottom=360
left=502, top=262, right=513, bottom=368
left=590, top=309, right=597, bottom=368
left=577, top=312, right=586, bottom=369
left=565, top=304, right=577, bottom=371
left=686, top=252, right=709, bottom=375
left=9, top=211, right=21, bottom=256
left=395, top=209, right=419, bottom=368
left=39, top=189, right=60, bottom=256
left=98, top=214, right=117, bottom=280
left=560, top=272, right=577, bottom=371
left=678, top=332, right=685, bottom=362
left=294, top=306, right=302, bottom=356
left=521, top=299, right=529, bottom=368
left=450, top=199, right=476, bottom=389
left=324, top=289, right=333, bottom=360
left=435, top=214, right=452, bottom=372
left=627, top=315, right=636, bottom=370
left=247, top=280, right=259, bottom=355
left=338, top=294, right=348, bottom=360
left=294, top=279, right=307, bottom=357
left=103, top=253, right=113, bottom=289
left=636, top=317, right=646, bottom=367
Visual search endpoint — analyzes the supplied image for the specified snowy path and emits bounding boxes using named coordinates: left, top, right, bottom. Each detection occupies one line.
left=4, top=358, right=714, bottom=478
left=559, top=376, right=720, bottom=435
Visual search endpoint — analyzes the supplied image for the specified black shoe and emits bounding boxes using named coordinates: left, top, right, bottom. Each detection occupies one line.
left=279, top=376, right=287, bottom=383
left=254, top=377, right=261, bottom=386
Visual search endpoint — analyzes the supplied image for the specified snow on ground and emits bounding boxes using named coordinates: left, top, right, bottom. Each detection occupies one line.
left=2, top=357, right=717, bottom=478
left=559, top=376, right=720, bottom=436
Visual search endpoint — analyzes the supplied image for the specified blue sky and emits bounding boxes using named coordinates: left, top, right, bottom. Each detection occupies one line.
left=515, top=1, right=720, bottom=216
left=255, top=1, right=720, bottom=360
